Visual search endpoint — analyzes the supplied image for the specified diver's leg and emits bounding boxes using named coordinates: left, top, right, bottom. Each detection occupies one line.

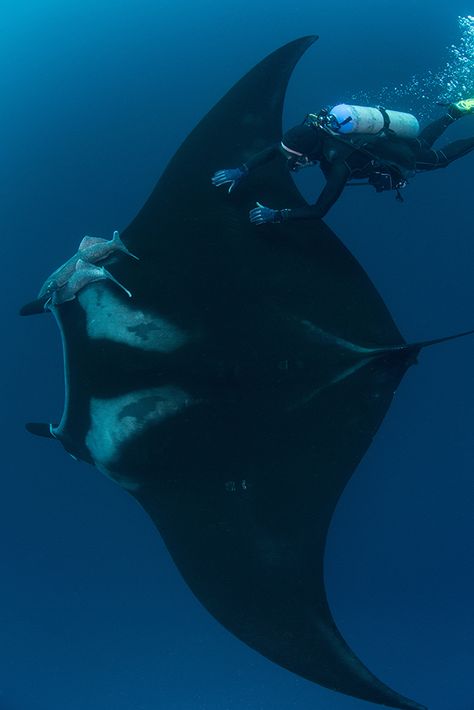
left=416, top=115, right=456, bottom=149
left=415, top=136, right=474, bottom=170
left=437, top=137, right=474, bottom=163
left=417, top=98, right=474, bottom=149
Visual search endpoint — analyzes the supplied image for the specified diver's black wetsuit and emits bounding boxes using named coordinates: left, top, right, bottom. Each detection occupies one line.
left=245, top=113, right=474, bottom=220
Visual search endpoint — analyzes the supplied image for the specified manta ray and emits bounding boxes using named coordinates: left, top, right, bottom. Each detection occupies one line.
left=21, top=36, right=472, bottom=710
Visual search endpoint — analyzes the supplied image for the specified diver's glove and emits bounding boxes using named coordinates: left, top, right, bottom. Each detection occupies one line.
left=249, top=202, right=291, bottom=225
left=211, top=165, right=248, bottom=193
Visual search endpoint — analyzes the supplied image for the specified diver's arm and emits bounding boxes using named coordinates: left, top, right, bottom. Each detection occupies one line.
left=244, top=144, right=282, bottom=170
left=283, top=160, right=351, bottom=220
left=212, top=144, right=281, bottom=192
left=250, top=160, right=351, bottom=225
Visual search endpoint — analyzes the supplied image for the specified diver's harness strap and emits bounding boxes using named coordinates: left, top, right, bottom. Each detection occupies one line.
left=303, top=110, right=409, bottom=202
left=377, top=106, right=394, bottom=134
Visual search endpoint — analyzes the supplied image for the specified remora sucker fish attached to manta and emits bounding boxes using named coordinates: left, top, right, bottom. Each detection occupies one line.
left=20, top=36, right=473, bottom=710
left=20, top=230, right=138, bottom=314
left=38, top=229, right=136, bottom=298
left=48, top=258, right=132, bottom=306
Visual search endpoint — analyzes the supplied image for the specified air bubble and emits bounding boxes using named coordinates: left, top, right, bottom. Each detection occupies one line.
left=349, top=15, right=474, bottom=122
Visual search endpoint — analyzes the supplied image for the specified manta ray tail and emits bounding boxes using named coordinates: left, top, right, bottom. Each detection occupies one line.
left=415, top=327, right=474, bottom=349
left=363, top=328, right=474, bottom=362
left=394, top=327, right=474, bottom=361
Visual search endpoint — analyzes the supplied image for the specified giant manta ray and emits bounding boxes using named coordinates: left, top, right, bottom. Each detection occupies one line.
left=21, top=36, right=471, bottom=710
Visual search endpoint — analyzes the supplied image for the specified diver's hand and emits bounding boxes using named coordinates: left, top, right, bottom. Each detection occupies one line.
left=249, top=202, right=281, bottom=225
left=211, top=166, right=248, bottom=193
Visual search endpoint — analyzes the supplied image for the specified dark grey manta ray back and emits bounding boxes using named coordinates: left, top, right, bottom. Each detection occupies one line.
left=24, top=37, right=438, bottom=709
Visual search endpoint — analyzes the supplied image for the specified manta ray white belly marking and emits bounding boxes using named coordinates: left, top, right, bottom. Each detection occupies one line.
left=78, top=288, right=189, bottom=352
left=86, top=387, right=195, bottom=489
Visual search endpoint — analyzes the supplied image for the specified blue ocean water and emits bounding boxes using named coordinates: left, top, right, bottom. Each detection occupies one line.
left=1, top=2, right=473, bottom=709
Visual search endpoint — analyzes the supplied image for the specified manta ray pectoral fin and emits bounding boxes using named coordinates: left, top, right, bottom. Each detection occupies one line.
left=25, top=422, right=55, bottom=439
left=112, top=230, right=139, bottom=260
left=19, top=297, right=49, bottom=316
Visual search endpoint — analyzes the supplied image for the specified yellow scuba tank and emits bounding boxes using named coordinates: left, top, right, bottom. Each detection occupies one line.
left=329, top=104, right=420, bottom=139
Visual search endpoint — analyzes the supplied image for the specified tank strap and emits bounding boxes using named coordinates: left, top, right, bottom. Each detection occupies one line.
left=378, top=106, right=394, bottom=134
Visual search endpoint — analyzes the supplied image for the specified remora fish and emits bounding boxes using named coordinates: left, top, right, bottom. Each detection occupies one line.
left=37, top=231, right=137, bottom=300
left=47, top=258, right=132, bottom=306
left=80, top=230, right=139, bottom=263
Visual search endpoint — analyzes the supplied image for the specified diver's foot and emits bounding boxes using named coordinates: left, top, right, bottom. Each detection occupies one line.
left=449, top=98, right=474, bottom=118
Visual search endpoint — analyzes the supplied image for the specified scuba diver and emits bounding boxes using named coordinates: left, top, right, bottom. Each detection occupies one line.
left=211, top=99, right=474, bottom=224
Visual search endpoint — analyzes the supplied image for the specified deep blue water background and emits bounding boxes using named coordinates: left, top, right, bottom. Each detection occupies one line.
left=1, top=2, right=473, bottom=709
